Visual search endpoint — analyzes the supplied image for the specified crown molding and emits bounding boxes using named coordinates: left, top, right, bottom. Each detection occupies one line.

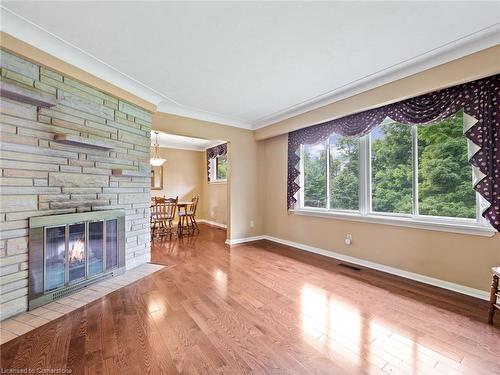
left=158, top=145, right=204, bottom=152
left=204, top=141, right=227, bottom=150
left=155, top=140, right=223, bottom=152
left=156, top=100, right=253, bottom=130
left=252, top=23, right=500, bottom=130
left=2, top=6, right=499, bottom=131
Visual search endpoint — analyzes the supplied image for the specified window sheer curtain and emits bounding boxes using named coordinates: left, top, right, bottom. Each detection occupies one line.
left=206, top=143, right=227, bottom=182
left=287, top=74, right=500, bottom=231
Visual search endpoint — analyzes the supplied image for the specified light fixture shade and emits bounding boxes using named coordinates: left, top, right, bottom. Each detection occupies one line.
left=150, top=131, right=166, bottom=166
left=150, top=157, right=166, bottom=167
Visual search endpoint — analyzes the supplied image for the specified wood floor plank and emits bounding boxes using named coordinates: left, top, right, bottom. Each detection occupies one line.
left=1, top=224, right=499, bottom=374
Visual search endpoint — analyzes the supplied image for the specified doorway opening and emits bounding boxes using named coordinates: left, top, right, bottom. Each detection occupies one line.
left=149, top=131, right=230, bottom=241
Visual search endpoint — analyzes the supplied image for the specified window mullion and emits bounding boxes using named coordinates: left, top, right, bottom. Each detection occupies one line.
left=326, top=139, right=331, bottom=210
left=358, top=136, right=364, bottom=215
left=367, top=134, right=372, bottom=215
left=360, top=134, right=370, bottom=216
left=412, top=125, right=419, bottom=218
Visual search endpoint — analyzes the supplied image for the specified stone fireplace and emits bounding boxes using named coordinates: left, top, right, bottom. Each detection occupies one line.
left=28, top=210, right=125, bottom=310
left=0, top=49, right=152, bottom=320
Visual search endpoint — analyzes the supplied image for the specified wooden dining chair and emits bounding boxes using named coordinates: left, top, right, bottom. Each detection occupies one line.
left=151, top=196, right=178, bottom=238
left=151, top=196, right=165, bottom=205
left=178, top=195, right=200, bottom=235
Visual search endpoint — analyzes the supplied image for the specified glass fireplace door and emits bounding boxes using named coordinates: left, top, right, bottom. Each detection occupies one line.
left=68, top=223, right=86, bottom=283
left=106, top=219, right=118, bottom=270
left=88, top=221, right=104, bottom=277
left=45, top=226, right=65, bottom=291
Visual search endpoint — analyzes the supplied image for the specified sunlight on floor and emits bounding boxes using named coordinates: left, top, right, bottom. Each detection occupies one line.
left=299, top=283, right=467, bottom=373
left=213, top=269, right=228, bottom=298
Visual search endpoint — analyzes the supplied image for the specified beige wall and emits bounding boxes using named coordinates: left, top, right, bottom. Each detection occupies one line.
left=150, top=147, right=228, bottom=225
left=255, top=46, right=500, bottom=293
left=151, top=47, right=500, bottom=292
left=260, top=134, right=500, bottom=292
left=201, top=152, right=228, bottom=226
left=152, top=113, right=259, bottom=240
left=202, top=182, right=228, bottom=226
left=151, top=147, right=203, bottom=203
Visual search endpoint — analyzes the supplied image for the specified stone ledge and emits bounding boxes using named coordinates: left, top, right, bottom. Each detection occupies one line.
left=0, top=80, right=56, bottom=108
left=54, top=133, right=115, bottom=150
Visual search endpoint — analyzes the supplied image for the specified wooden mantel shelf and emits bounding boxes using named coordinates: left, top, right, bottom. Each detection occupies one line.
left=54, top=134, right=115, bottom=150
left=0, top=80, right=56, bottom=108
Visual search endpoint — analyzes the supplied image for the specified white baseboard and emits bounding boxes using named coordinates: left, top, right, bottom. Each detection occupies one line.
left=198, top=219, right=227, bottom=229
left=226, top=234, right=489, bottom=300
left=225, top=235, right=266, bottom=245
left=126, top=252, right=151, bottom=270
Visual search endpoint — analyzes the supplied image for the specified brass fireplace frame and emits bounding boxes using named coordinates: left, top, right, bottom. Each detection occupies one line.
left=28, top=210, right=126, bottom=310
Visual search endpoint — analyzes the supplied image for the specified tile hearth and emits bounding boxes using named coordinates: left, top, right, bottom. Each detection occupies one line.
left=0, top=263, right=164, bottom=345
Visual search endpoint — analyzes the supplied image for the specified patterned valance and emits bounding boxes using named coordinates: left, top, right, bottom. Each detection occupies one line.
left=207, top=143, right=227, bottom=182
left=288, top=74, right=500, bottom=231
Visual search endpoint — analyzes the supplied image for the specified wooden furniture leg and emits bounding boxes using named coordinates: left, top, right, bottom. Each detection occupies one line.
left=168, top=219, right=173, bottom=239
left=178, top=215, right=184, bottom=237
left=488, top=273, right=499, bottom=324
left=189, top=215, right=199, bottom=231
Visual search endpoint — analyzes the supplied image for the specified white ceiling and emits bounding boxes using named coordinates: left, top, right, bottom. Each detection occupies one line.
left=152, top=131, right=223, bottom=152
left=2, top=2, right=499, bottom=129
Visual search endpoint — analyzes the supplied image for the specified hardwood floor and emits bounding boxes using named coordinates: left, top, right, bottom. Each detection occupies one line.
left=1, top=224, right=499, bottom=374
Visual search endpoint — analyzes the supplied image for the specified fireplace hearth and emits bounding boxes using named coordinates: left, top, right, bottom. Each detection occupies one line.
left=28, top=210, right=125, bottom=310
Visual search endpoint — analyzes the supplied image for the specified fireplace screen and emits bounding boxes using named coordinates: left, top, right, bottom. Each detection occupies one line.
left=29, top=210, right=125, bottom=310
left=89, top=221, right=104, bottom=277
left=68, top=223, right=86, bottom=282
left=45, top=226, right=65, bottom=291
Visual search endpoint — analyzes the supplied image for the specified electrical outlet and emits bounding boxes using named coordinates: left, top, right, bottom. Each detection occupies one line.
left=250, top=221, right=255, bottom=228
left=345, top=234, right=353, bottom=246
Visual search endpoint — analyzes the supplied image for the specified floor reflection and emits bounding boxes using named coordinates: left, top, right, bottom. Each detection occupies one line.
left=298, top=283, right=466, bottom=373
left=212, top=269, right=228, bottom=298
left=300, top=284, right=364, bottom=367
left=151, top=230, right=200, bottom=260
left=147, top=225, right=497, bottom=374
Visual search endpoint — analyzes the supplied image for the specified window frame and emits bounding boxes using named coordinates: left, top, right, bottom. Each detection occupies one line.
left=295, top=121, right=494, bottom=237
left=209, top=155, right=227, bottom=183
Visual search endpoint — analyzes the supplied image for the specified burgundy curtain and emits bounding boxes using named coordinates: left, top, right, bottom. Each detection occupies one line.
left=287, top=73, right=500, bottom=231
left=207, top=143, right=227, bottom=182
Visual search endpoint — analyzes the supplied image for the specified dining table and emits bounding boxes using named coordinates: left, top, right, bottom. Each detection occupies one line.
left=150, top=200, right=193, bottom=217
left=176, top=201, right=193, bottom=213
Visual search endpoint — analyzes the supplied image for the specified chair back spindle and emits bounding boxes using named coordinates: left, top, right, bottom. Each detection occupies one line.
left=189, top=195, right=200, bottom=216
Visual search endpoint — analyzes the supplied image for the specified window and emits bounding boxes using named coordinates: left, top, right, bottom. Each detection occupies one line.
left=298, top=112, right=489, bottom=232
left=417, top=114, right=475, bottom=219
left=210, top=155, right=227, bottom=182
left=371, top=124, right=412, bottom=214
left=330, top=135, right=359, bottom=211
left=302, top=136, right=360, bottom=210
left=303, top=143, right=327, bottom=208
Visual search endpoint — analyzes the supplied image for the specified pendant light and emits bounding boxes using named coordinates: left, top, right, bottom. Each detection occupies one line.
left=150, top=131, right=166, bottom=166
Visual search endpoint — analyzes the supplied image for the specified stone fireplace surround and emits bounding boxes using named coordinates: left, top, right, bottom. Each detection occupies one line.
left=0, top=49, right=152, bottom=320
